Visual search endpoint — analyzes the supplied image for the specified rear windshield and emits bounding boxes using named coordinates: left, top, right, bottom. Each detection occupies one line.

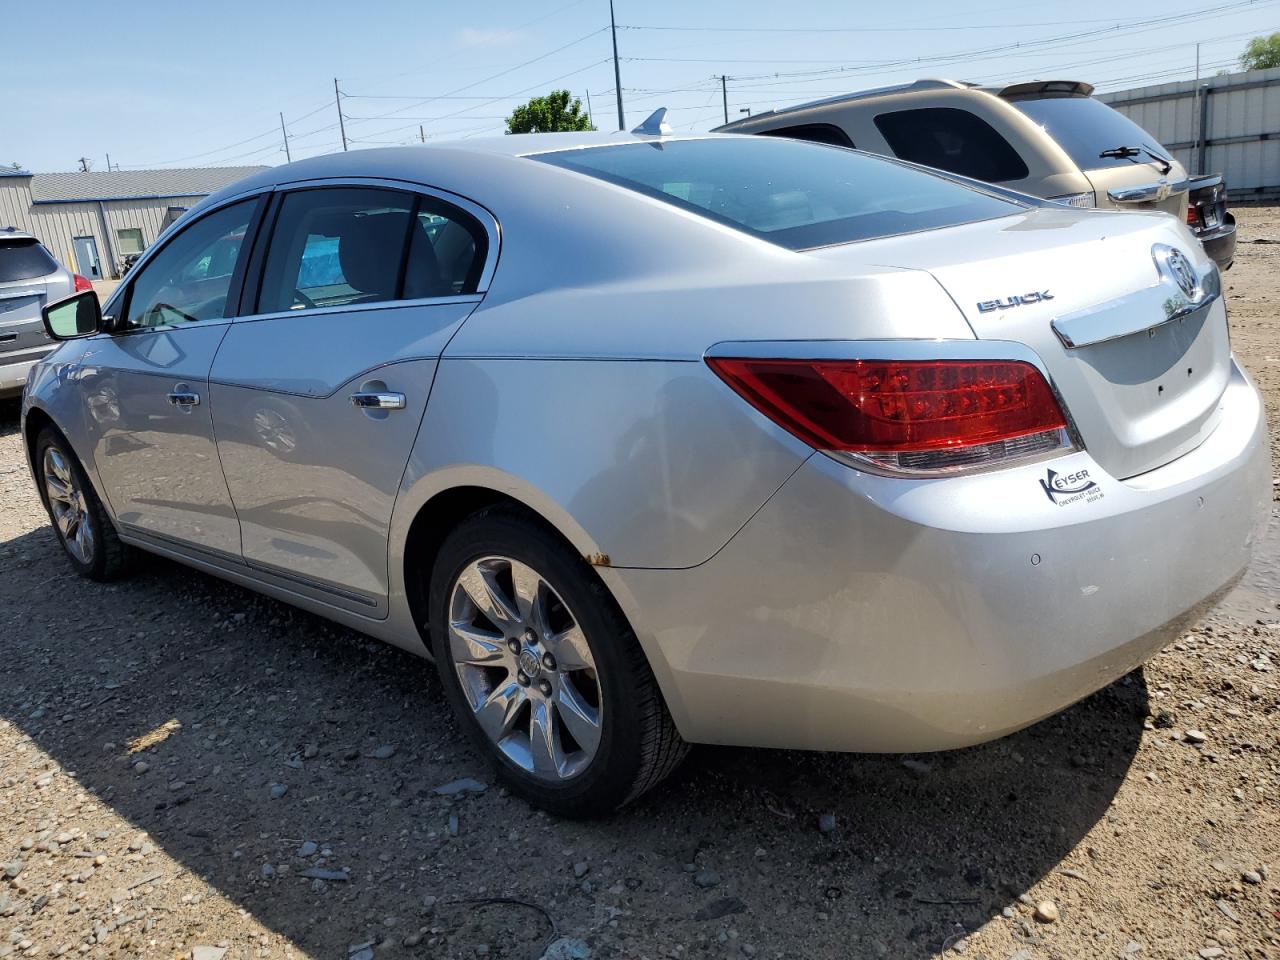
left=0, top=238, right=59, bottom=282
left=1009, top=96, right=1174, bottom=172
left=535, top=137, right=1023, bottom=250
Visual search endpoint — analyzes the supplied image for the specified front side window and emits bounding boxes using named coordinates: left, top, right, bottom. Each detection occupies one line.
left=257, top=187, right=487, bottom=315
left=123, top=199, right=256, bottom=328
left=874, top=107, right=1030, bottom=183
left=536, top=137, right=1022, bottom=250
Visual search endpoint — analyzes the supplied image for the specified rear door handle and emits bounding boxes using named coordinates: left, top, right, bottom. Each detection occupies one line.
left=166, top=390, right=200, bottom=407
left=349, top=391, right=406, bottom=410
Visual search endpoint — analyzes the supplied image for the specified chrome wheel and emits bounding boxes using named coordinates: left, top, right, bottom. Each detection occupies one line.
left=448, top=556, right=602, bottom=782
left=43, top=447, right=95, bottom=565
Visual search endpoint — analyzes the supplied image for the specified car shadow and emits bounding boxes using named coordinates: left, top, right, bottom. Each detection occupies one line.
left=0, top=401, right=1148, bottom=959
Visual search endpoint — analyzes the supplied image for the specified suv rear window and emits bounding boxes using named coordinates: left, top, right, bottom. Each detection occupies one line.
left=1009, top=96, right=1174, bottom=172
left=874, top=107, right=1030, bottom=183
left=535, top=137, right=1022, bottom=250
left=0, top=239, right=59, bottom=283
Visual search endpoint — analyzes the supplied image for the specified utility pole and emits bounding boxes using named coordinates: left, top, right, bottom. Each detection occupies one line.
left=585, top=89, right=594, bottom=128
left=105, top=153, right=113, bottom=172
left=77, top=157, right=91, bottom=172
left=721, top=75, right=728, bottom=124
left=335, top=78, right=348, bottom=151
left=279, top=112, right=292, bottom=162
left=1194, top=42, right=1202, bottom=172
left=609, top=0, right=624, bottom=130
left=419, top=125, right=426, bottom=143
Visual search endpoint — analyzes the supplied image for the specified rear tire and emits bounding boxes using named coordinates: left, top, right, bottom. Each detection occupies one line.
left=35, top=428, right=133, bottom=582
left=428, top=505, right=687, bottom=817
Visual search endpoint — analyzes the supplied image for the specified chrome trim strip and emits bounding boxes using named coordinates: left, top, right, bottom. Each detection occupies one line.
left=1107, top=177, right=1192, bottom=203
left=1051, top=262, right=1221, bottom=350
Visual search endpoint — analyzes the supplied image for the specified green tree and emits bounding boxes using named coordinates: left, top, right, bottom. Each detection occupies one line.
left=505, top=90, right=594, bottom=134
left=1240, top=32, right=1280, bottom=71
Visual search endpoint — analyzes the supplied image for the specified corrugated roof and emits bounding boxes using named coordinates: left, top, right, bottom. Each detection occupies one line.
left=28, top=166, right=268, bottom=203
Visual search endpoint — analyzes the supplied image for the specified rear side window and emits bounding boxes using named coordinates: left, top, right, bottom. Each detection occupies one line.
left=257, top=187, right=487, bottom=314
left=874, top=107, right=1029, bottom=183
left=759, top=123, right=855, bottom=149
left=536, top=137, right=1022, bottom=250
left=0, top=239, right=59, bottom=282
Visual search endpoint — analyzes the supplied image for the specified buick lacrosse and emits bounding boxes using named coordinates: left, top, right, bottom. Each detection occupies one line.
left=22, top=116, right=1270, bottom=815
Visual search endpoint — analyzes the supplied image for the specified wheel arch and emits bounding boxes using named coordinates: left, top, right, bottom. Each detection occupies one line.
left=397, top=478, right=618, bottom=653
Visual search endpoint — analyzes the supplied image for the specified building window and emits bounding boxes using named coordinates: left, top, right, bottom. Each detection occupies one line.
left=116, top=227, right=145, bottom=255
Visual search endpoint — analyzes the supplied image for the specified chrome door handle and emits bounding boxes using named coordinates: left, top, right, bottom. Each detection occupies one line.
left=166, top=390, right=200, bottom=407
left=349, top=391, right=406, bottom=410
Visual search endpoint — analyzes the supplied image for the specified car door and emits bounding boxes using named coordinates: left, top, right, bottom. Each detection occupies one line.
left=208, top=182, right=494, bottom=616
left=78, top=195, right=265, bottom=556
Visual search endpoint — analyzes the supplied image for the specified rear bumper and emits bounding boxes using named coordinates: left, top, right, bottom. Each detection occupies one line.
left=609, top=362, right=1271, bottom=752
left=1195, top=212, right=1237, bottom=271
left=0, top=348, right=53, bottom=398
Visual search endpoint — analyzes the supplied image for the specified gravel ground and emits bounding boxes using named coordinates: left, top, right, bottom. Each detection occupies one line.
left=0, top=209, right=1277, bottom=960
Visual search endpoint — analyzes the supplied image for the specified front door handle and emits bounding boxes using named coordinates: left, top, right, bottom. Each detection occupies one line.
left=166, top=390, right=200, bottom=407
left=349, top=391, right=406, bottom=410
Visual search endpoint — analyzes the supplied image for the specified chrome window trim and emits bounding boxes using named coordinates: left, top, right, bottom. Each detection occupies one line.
left=230, top=293, right=484, bottom=327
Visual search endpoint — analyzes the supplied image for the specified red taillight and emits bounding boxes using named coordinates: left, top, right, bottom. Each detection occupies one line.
left=1186, top=205, right=1201, bottom=228
left=73, top=274, right=92, bottom=292
left=708, top=358, right=1068, bottom=461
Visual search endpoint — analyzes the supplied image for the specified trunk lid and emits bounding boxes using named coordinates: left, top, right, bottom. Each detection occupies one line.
left=0, top=278, right=57, bottom=357
left=811, top=206, right=1231, bottom=479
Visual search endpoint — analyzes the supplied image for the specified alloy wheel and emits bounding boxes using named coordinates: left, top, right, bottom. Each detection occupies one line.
left=43, top=447, right=95, bottom=565
left=448, top=556, right=603, bottom=781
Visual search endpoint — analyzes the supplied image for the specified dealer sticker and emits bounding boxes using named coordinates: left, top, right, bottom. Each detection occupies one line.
left=1039, top=467, right=1105, bottom=507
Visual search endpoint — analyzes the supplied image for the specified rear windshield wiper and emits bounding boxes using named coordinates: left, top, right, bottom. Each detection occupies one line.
left=1099, top=144, right=1172, bottom=175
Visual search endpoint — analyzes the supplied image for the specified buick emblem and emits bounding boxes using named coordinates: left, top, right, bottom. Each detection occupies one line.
left=1152, top=244, right=1200, bottom=301
left=518, top=649, right=542, bottom=679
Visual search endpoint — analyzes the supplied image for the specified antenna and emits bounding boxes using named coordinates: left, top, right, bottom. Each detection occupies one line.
left=631, top=108, right=672, bottom=137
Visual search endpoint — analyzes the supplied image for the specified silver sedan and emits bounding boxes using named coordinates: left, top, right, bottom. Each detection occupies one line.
left=21, top=123, right=1271, bottom=816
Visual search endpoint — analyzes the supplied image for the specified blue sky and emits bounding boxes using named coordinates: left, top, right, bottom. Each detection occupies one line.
left=5, top=0, right=1276, bottom=172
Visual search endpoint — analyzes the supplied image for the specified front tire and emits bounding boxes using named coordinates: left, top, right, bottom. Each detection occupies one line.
left=428, top=506, right=687, bottom=817
left=35, top=428, right=133, bottom=581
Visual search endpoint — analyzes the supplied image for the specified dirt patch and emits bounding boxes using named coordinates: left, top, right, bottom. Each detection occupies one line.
left=0, top=210, right=1277, bottom=960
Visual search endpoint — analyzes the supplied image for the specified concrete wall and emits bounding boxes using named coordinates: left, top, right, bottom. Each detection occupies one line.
left=1099, top=67, right=1280, bottom=202
left=0, top=177, right=203, bottom=278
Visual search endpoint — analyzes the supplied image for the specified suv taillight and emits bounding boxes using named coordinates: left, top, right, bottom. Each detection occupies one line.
left=73, top=274, right=92, bottom=292
left=707, top=357, right=1073, bottom=475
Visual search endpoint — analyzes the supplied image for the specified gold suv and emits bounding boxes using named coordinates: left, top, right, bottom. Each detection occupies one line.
left=718, top=78, right=1235, bottom=270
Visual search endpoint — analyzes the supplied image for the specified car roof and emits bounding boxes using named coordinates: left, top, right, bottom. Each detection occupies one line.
left=194, top=131, right=730, bottom=212
left=0, top=226, right=39, bottom=243
left=715, top=78, right=1095, bottom=131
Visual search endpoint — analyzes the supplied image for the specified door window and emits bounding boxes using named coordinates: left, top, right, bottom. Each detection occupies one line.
left=123, top=199, right=256, bottom=328
left=257, top=187, right=488, bottom=314
left=874, top=107, right=1029, bottom=183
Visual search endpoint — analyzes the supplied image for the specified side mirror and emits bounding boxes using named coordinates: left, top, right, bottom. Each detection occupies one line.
left=42, top=291, right=102, bottom=340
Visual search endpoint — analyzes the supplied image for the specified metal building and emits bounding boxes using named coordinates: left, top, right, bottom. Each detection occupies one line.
left=1099, top=66, right=1280, bottom=202
left=0, top=166, right=267, bottom=280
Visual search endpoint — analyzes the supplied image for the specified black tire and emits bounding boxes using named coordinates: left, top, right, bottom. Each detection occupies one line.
left=35, top=427, right=133, bottom=582
left=428, top=505, right=688, bottom=817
